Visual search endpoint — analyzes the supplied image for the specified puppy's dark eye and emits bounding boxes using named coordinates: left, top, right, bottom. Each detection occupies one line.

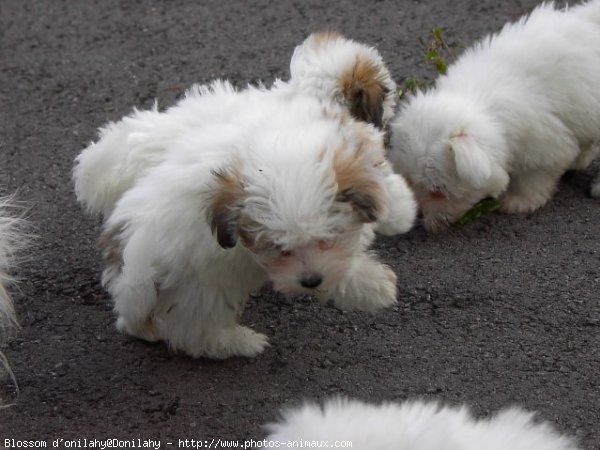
left=318, top=239, right=335, bottom=251
left=280, top=249, right=292, bottom=257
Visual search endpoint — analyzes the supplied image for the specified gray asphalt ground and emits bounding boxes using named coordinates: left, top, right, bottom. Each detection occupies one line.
left=0, top=0, right=599, bottom=448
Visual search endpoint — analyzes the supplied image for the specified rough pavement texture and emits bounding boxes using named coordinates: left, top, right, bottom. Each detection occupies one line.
left=1, top=0, right=599, bottom=448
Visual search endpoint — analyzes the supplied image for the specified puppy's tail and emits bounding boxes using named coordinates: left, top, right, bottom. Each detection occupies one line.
left=73, top=106, right=168, bottom=217
left=289, top=32, right=397, bottom=128
left=0, top=195, right=26, bottom=405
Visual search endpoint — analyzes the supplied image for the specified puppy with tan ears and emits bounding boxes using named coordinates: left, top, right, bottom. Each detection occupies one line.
left=73, top=33, right=416, bottom=359
left=266, top=398, right=580, bottom=450
left=390, top=1, right=600, bottom=231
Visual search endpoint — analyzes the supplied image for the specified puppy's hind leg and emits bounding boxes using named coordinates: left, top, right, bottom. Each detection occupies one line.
left=111, top=277, right=161, bottom=343
left=325, top=252, right=397, bottom=312
left=116, top=315, right=160, bottom=343
left=102, top=227, right=161, bottom=343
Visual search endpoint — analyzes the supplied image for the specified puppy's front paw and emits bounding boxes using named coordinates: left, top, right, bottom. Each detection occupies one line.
left=205, top=325, right=270, bottom=359
left=376, top=220, right=412, bottom=236
left=499, top=192, right=549, bottom=214
left=331, top=256, right=397, bottom=312
left=376, top=174, right=417, bottom=236
left=500, top=173, right=557, bottom=214
left=364, top=265, right=398, bottom=310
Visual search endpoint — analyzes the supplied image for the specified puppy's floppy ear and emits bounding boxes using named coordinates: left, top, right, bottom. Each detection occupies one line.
left=449, top=131, right=492, bottom=188
left=291, top=32, right=394, bottom=129
left=341, top=57, right=390, bottom=129
left=334, top=144, right=387, bottom=223
left=206, top=166, right=245, bottom=249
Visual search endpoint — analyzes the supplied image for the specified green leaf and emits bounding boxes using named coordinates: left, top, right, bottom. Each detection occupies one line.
left=456, top=198, right=501, bottom=226
left=425, top=50, right=439, bottom=61
left=435, top=59, right=447, bottom=75
left=432, top=28, right=444, bottom=42
left=402, top=78, right=427, bottom=94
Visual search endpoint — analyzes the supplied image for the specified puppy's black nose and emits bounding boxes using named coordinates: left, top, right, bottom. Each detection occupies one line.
left=300, top=273, right=323, bottom=289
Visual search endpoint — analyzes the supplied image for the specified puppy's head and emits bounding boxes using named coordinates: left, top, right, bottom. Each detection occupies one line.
left=390, top=91, right=509, bottom=231
left=289, top=32, right=397, bottom=129
left=206, top=106, right=389, bottom=294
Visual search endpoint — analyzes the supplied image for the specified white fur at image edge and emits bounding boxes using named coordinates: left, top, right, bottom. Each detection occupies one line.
left=265, top=399, right=579, bottom=450
left=0, top=196, right=22, bottom=401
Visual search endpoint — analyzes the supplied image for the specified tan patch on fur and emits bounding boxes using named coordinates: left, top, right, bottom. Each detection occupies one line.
left=333, top=139, right=385, bottom=223
left=238, top=215, right=281, bottom=254
left=208, top=166, right=245, bottom=249
left=98, top=226, right=123, bottom=268
left=237, top=226, right=256, bottom=251
left=340, top=56, right=388, bottom=127
left=309, top=31, right=345, bottom=48
left=237, top=218, right=266, bottom=253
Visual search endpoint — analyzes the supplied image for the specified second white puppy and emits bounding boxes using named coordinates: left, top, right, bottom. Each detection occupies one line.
left=390, top=1, right=600, bottom=231
left=266, top=398, right=580, bottom=450
left=74, top=33, right=416, bottom=359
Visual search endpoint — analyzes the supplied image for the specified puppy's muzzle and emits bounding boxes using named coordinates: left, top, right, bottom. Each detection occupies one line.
left=299, top=273, right=323, bottom=289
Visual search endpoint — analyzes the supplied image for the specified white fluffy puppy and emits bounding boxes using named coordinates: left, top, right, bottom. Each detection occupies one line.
left=390, top=1, right=600, bottom=231
left=74, top=33, right=416, bottom=359
left=265, top=398, right=580, bottom=450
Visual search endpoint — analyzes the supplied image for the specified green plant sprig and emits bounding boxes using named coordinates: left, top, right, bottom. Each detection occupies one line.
left=398, top=28, right=456, bottom=99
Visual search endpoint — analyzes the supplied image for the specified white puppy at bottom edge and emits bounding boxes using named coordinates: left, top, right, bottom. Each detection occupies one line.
left=390, top=1, right=600, bottom=232
left=73, top=32, right=417, bottom=360
left=265, top=398, right=580, bottom=450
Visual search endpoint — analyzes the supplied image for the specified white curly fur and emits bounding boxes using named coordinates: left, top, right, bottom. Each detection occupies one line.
left=266, top=398, right=580, bottom=450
